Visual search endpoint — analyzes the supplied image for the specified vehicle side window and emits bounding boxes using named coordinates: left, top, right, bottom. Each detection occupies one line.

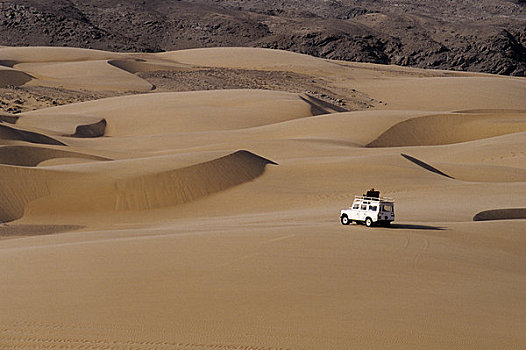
left=361, top=205, right=367, bottom=210
left=352, top=204, right=359, bottom=209
left=369, top=205, right=378, bottom=211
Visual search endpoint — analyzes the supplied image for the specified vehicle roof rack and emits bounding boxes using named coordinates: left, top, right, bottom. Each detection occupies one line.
left=354, top=195, right=395, bottom=202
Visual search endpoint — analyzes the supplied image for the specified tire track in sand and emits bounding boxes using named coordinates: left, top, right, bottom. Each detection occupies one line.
left=412, top=237, right=429, bottom=271
left=0, top=324, right=296, bottom=350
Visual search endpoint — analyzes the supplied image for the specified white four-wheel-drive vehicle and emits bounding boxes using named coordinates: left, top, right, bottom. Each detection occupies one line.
left=340, top=190, right=395, bottom=227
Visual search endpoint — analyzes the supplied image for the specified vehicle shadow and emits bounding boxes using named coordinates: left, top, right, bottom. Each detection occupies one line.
left=387, top=223, right=446, bottom=231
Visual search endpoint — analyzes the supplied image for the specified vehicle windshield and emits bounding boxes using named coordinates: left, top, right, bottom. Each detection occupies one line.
left=381, top=204, right=393, bottom=212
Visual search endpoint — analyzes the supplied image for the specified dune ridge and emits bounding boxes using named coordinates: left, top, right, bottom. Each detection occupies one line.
left=368, top=112, right=526, bottom=147
left=5, top=150, right=277, bottom=222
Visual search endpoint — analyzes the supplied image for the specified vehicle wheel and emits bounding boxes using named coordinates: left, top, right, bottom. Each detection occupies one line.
left=340, top=215, right=350, bottom=225
left=365, top=217, right=373, bottom=227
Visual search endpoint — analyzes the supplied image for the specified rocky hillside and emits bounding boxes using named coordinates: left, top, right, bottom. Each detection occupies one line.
left=1, top=0, right=525, bottom=75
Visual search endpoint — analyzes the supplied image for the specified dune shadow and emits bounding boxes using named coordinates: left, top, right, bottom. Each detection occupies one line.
left=0, top=114, right=19, bottom=124
left=401, top=153, right=454, bottom=179
left=0, top=60, right=17, bottom=68
left=0, top=224, right=84, bottom=238
left=0, top=68, right=34, bottom=88
left=0, top=124, right=66, bottom=146
left=473, top=208, right=526, bottom=221
left=299, top=94, right=348, bottom=115
left=0, top=145, right=110, bottom=166
left=388, top=223, right=446, bottom=230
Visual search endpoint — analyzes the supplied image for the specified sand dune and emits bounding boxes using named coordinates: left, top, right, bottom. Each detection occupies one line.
left=1, top=149, right=276, bottom=222
left=16, top=114, right=107, bottom=137
left=0, top=46, right=122, bottom=65
left=22, top=89, right=333, bottom=136
left=157, top=47, right=343, bottom=74
left=18, top=60, right=154, bottom=91
left=0, top=46, right=525, bottom=350
left=0, top=165, right=53, bottom=222
left=368, top=111, right=526, bottom=147
left=356, top=76, right=526, bottom=111
left=114, top=150, right=277, bottom=211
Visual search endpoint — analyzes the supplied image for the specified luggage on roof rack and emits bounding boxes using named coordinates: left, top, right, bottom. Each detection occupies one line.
left=365, top=188, right=379, bottom=198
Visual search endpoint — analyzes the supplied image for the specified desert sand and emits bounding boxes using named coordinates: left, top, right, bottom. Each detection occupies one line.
left=0, top=46, right=525, bottom=349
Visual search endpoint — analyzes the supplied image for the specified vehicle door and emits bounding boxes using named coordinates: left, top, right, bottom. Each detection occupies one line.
left=359, top=203, right=368, bottom=221
left=381, top=203, right=394, bottom=220
left=350, top=203, right=360, bottom=220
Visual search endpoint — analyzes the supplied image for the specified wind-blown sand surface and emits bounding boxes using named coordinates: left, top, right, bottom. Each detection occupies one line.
left=0, top=46, right=525, bottom=349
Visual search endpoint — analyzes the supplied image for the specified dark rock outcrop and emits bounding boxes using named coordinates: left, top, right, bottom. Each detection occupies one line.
left=0, top=0, right=525, bottom=76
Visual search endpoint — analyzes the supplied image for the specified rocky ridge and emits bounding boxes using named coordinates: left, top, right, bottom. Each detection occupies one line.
left=0, top=0, right=525, bottom=75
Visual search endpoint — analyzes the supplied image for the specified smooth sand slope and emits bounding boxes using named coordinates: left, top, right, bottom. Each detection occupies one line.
left=0, top=47, right=525, bottom=350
